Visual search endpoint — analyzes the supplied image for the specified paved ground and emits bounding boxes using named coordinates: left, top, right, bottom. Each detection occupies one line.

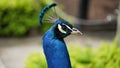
left=0, top=58, right=5, bottom=68
left=0, top=31, right=116, bottom=68
left=0, top=37, right=42, bottom=68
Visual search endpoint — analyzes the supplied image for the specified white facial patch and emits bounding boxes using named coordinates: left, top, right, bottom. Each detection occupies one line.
left=58, top=24, right=67, bottom=34
left=57, top=24, right=82, bottom=35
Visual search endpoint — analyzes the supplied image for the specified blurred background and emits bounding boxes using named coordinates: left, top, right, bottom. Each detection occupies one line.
left=0, top=0, right=120, bottom=68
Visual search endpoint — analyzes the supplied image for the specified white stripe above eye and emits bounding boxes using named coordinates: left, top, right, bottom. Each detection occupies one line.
left=58, top=24, right=67, bottom=34
left=64, top=24, right=72, bottom=31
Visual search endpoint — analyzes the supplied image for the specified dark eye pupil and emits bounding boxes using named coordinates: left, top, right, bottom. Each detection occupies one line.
left=62, top=25, right=67, bottom=30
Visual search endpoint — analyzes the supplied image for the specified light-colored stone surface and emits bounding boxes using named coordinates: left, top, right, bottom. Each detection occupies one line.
left=0, top=36, right=43, bottom=68
left=0, top=59, right=5, bottom=68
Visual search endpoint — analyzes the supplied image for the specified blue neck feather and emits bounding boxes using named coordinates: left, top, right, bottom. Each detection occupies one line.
left=42, top=20, right=71, bottom=68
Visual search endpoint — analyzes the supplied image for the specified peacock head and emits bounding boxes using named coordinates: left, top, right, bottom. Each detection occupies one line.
left=53, top=19, right=82, bottom=39
left=39, top=3, right=82, bottom=39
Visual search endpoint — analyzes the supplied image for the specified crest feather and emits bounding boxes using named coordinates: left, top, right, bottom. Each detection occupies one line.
left=39, top=3, right=59, bottom=25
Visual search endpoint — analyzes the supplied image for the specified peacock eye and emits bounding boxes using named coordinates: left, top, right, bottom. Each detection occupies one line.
left=62, top=25, right=67, bottom=30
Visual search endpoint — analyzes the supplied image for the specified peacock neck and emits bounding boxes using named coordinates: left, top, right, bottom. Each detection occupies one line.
left=43, top=29, right=71, bottom=68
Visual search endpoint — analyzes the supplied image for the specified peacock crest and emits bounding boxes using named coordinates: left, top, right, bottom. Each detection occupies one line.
left=39, top=3, right=60, bottom=25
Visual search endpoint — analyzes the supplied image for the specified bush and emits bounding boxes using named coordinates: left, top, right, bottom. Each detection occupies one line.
left=25, top=38, right=120, bottom=68
left=25, top=52, right=47, bottom=68
left=0, top=0, right=54, bottom=37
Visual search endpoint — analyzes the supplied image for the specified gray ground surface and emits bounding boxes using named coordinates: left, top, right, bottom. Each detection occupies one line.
left=0, top=31, right=115, bottom=68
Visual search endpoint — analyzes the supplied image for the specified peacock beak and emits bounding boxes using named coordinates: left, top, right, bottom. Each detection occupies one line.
left=71, top=28, right=83, bottom=35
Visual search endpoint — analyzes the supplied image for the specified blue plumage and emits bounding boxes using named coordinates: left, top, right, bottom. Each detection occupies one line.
left=43, top=20, right=72, bottom=68
left=39, top=3, right=82, bottom=68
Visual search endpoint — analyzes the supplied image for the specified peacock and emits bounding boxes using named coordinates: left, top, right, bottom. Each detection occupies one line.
left=39, top=3, right=82, bottom=68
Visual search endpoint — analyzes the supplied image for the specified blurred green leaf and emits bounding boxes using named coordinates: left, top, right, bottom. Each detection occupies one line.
left=0, top=0, right=54, bottom=37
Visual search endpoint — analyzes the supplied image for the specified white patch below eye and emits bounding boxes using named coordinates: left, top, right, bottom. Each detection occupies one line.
left=58, top=24, right=67, bottom=34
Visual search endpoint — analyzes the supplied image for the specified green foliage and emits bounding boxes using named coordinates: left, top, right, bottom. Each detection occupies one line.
left=25, top=52, right=47, bottom=68
left=0, top=0, right=54, bottom=37
left=69, top=46, right=94, bottom=68
left=25, top=38, right=120, bottom=68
